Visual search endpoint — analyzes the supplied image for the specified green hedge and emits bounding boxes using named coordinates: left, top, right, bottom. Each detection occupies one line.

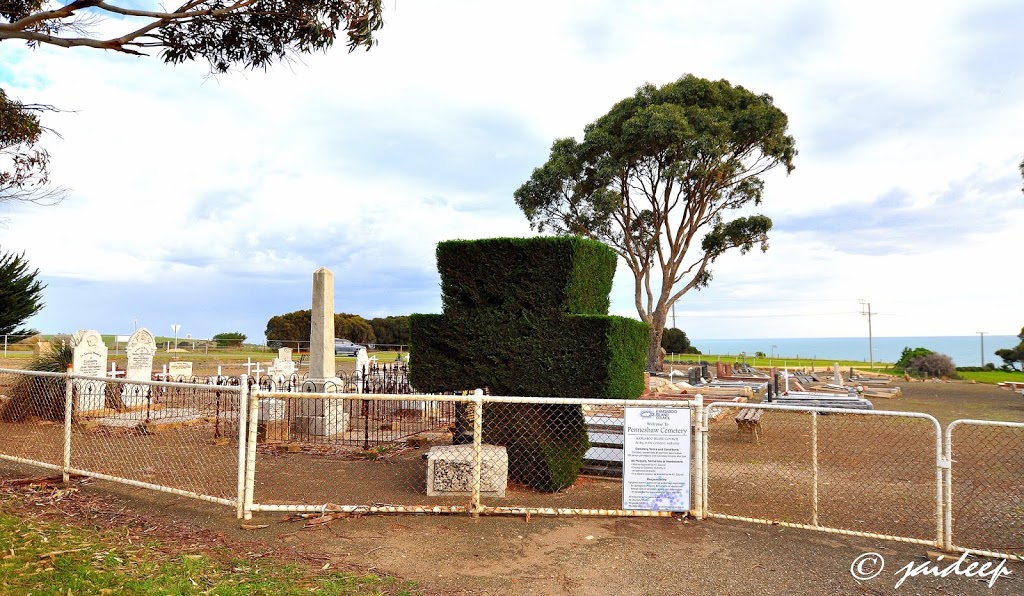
left=409, top=313, right=647, bottom=398
left=410, top=236, right=648, bottom=492
left=437, top=237, right=616, bottom=319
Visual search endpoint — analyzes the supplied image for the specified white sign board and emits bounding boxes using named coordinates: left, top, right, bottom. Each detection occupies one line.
left=622, top=407, right=691, bottom=512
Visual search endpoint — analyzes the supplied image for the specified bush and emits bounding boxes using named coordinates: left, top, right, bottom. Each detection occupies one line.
left=212, top=332, right=246, bottom=348
left=661, top=328, right=693, bottom=354
left=1, top=342, right=73, bottom=421
left=896, top=347, right=934, bottom=369
left=907, top=352, right=957, bottom=378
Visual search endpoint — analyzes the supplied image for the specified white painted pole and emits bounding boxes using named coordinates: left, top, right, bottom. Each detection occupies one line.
left=692, top=394, right=704, bottom=519
left=62, top=365, right=74, bottom=484
left=243, top=379, right=259, bottom=520
left=811, top=411, right=819, bottom=527
left=236, top=376, right=249, bottom=519
left=471, top=389, right=483, bottom=516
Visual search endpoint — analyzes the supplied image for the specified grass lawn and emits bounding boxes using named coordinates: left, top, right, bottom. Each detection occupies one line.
left=0, top=508, right=415, bottom=595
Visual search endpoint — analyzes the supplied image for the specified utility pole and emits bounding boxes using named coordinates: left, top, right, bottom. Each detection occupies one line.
left=671, top=303, right=676, bottom=329
left=859, top=300, right=876, bottom=369
left=977, top=331, right=986, bottom=367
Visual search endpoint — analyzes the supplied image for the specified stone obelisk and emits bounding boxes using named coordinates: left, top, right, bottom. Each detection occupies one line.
left=294, top=268, right=347, bottom=436
left=309, top=267, right=338, bottom=384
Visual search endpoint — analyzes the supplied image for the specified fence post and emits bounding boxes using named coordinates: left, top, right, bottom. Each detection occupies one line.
left=243, top=376, right=259, bottom=521
left=236, top=376, right=249, bottom=520
left=471, top=389, right=484, bottom=517
left=62, top=365, right=74, bottom=484
left=692, top=395, right=704, bottom=519
left=811, top=411, right=819, bottom=526
left=942, top=423, right=954, bottom=551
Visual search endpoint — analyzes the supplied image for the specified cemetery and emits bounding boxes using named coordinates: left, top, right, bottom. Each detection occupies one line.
left=0, top=238, right=1021, bottom=569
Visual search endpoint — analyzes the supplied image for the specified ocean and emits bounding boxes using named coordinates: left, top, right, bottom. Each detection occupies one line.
left=687, top=335, right=1020, bottom=367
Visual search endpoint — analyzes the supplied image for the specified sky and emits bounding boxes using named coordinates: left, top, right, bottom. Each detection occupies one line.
left=1, top=0, right=1023, bottom=343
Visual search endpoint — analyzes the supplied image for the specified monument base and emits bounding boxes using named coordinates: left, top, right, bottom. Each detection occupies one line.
left=303, top=377, right=345, bottom=393
left=426, top=444, right=508, bottom=497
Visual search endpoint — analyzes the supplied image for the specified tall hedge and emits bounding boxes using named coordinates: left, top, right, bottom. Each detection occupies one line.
left=410, top=237, right=648, bottom=492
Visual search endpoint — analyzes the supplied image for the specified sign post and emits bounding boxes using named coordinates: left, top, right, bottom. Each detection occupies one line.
left=622, top=407, right=692, bottom=511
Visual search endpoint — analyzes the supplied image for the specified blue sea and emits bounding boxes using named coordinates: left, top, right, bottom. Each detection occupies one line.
left=687, top=335, right=1020, bottom=367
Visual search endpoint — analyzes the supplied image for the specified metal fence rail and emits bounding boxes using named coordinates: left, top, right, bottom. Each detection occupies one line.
left=0, top=368, right=247, bottom=512
left=944, top=419, right=1024, bottom=561
left=702, top=402, right=943, bottom=547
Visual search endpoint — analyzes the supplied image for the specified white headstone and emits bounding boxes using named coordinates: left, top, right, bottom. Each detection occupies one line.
left=168, top=361, right=193, bottom=380
left=124, top=328, right=156, bottom=407
left=277, top=347, right=292, bottom=361
left=354, top=347, right=370, bottom=393
left=72, top=330, right=108, bottom=412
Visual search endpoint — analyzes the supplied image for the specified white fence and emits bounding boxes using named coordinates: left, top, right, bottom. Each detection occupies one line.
left=1, top=368, right=1021, bottom=561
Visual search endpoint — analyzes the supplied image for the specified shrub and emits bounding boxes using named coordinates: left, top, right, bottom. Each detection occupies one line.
left=1, top=342, right=73, bottom=421
left=661, top=328, right=693, bottom=354
left=907, top=352, right=957, bottom=378
left=411, top=237, right=648, bottom=492
left=212, top=332, right=246, bottom=347
left=896, top=347, right=933, bottom=369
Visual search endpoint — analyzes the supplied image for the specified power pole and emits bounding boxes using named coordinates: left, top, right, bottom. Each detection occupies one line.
left=671, top=303, right=676, bottom=330
left=859, top=300, right=876, bottom=369
left=977, top=331, right=986, bottom=367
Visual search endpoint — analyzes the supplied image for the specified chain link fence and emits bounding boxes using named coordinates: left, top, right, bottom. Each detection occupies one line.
left=3, top=369, right=1023, bottom=560
left=703, top=402, right=942, bottom=545
left=946, top=420, right=1024, bottom=560
left=0, top=368, right=245, bottom=509
left=242, top=393, right=698, bottom=517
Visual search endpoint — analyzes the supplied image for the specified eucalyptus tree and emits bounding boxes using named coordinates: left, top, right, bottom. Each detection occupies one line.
left=1, top=1, right=384, bottom=202
left=515, top=75, right=796, bottom=370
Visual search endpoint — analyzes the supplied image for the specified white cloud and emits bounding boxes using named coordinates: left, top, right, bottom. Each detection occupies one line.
left=2, top=0, right=1022, bottom=341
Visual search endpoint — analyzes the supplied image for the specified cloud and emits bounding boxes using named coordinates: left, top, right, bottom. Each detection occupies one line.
left=3, top=0, right=1023, bottom=342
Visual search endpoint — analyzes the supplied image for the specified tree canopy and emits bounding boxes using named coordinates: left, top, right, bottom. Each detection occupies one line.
left=0, top=88, right=61, bottom=209
left=514, top=74, right=796, bottom=370
left=0, top=246, right=45, bottom=336
left=1, top=1, right=384, bottom=206
left=994, top=326, right=1024, bottom=371
left=265, top=309, right=376, bottom=346
left=0, top=1, right=382, bottom=64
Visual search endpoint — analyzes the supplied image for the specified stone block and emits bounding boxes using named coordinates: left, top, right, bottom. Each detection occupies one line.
left=426, top=444, right=507, bottom=498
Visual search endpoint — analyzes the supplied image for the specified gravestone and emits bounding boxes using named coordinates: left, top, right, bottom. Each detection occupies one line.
left=295, top=268, right=348, bottom=436
left=267, top=347, right=296, bottom=383
left=124, top=328, right=156, bottom=407
left=168, top=361, right=193, bottom=380
left=71, top=330, right=108, bottom=412
left=354, top=347, right=369, bottom=393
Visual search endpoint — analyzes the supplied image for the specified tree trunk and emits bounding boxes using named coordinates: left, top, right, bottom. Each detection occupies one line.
left=645, top=308, right=668, bottom=372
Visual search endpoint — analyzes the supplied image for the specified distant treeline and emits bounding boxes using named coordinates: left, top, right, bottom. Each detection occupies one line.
left=265, top=311, right=409, bottom=346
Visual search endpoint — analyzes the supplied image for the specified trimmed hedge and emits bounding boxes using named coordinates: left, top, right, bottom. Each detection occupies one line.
left=409, top=313, right=647, bottom=398
left=410, top=236, right=648, bottom=492
left=437, top=237, right=616, bottom=319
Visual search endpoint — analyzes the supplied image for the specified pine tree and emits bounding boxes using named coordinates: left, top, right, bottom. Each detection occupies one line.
left=0, top=247, right=45, bottom=336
